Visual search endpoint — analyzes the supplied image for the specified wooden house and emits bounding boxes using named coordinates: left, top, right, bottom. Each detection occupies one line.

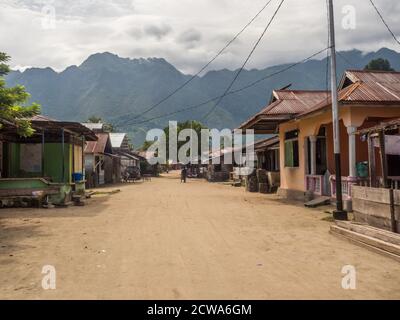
left=254, top=136, right=280, bottom=191
left=0, top=115, right=97, bottom=205
left=84, top=132, right=121, bottom=187
left=109, top=132, right=140, bottom=175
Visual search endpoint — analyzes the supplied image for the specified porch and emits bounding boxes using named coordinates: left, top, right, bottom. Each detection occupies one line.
left=303, top=116, right=400, bottom=209
left=350, top=118, right=400, bottom=232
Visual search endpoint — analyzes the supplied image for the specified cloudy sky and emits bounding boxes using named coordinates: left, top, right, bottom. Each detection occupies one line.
left=1, top=0, right=399, bottom=73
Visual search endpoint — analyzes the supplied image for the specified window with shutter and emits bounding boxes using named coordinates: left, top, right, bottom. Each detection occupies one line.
left=284, top=130, right=299, bottom=168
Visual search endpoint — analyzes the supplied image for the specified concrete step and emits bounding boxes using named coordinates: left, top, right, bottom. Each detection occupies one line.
left=304, top=196, right=331, bottom=208
left=330, top=225, right=400, bottom=261
left=335, top=221, right=400, bottom=246
left=330, top=228, right=400, bottom=262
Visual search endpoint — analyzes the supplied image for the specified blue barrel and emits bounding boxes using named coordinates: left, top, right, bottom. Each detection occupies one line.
left=72, top=172, right=84, bottom=182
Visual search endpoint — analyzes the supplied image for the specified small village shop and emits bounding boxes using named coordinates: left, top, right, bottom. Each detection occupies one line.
left=0, top=115, right=97, bottom=206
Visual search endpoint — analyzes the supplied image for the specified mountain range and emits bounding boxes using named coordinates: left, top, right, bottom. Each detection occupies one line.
left=6, top=47, right=400, bottom=147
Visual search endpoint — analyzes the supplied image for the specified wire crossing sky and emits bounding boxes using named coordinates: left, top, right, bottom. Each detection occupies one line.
left=114, top=0, right=400, bottom=126
left=2, top=0, right=399, bottom=73
left=112, top=0, right=275, bottom=123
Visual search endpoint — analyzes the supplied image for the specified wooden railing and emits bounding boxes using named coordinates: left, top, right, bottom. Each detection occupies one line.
left=329, top=176, right=400, bottom=200
left=330, top=176, right=369, bottom=200
left=389, top=176, right=400, bottom=190
left=305, top=175, right=324, bottom=196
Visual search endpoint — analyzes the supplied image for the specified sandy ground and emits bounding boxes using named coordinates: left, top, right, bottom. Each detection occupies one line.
left=0, top=171, right=399, bottom=300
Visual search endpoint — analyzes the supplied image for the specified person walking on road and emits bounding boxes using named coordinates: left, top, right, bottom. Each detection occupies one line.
left=181, top=166, right=187, bottom=183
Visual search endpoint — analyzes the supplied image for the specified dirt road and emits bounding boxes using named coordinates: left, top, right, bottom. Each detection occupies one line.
left=0, top=172, right=399, bottom=299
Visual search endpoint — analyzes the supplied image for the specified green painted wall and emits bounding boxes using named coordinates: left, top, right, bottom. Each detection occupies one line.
left=43, top=143, right=72, bottom=183
left=7, top=143, right=72, bottom=183
left=9, top=143, right=20, bottom=177
left=0, top=178, right=49, bottom=189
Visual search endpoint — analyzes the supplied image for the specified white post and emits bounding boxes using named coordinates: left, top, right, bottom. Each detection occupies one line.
left=309, top=136, right=317, bottom=175
left=347, top=126, right=357, bottom=178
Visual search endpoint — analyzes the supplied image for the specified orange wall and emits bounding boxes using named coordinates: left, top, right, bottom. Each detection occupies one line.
left=279, top=104, right=400, bottom=192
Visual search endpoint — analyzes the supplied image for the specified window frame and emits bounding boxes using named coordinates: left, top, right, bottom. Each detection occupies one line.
left=284, top=130, right=299, bottom=168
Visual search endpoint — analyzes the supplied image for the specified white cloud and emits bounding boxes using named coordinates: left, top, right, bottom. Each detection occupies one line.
left=1, top=0, right=399, bottom=73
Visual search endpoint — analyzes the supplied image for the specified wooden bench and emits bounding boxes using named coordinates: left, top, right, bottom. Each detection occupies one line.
left=0, top=178, right=62, bottom=207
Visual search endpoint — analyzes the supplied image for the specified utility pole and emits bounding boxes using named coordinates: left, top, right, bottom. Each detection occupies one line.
left=328, top=0, right=347, bottom=220
left=190, top=120, right=193, bottom=166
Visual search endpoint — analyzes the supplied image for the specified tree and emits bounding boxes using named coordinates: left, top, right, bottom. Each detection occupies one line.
left=87, top=115, right=114, bottom=132
left=163, top=121, right=208, bottom=159
left=87, top=115, right=102, bottom=123
left=140, top=140, right=154, bottom=151
left=364, top=58, right=395, bottom=71
left=0, top=52, right=40, bottom=137
left=141, top=120, right=208, bottom=156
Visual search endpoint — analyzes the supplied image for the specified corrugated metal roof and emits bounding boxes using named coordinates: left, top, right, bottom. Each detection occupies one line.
left=238, top=90, right=328, bottom=131
left=254, top=136, right=279, bottom=151
left=347, top=70, right=400, bottom=84
left=264, top=90, right=329, bottom=115
left=298, top=70, right=400, bottom=119
left=345, top=81, right=400, bottom=102
left=84, top=133, right=110, bottom=154
left=29, top=115, right=98, bottom=141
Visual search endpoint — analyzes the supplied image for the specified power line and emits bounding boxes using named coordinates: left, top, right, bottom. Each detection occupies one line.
left=112, top=0, right=274, bottom=124
left=202, top=0, right=286, bottom=121
left=369, top=0, right=400, bottom=46
left=118, top=47, right=328, bottom=127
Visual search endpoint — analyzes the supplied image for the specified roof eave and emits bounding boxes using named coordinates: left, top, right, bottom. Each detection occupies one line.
left=238, top=114, right=292, bottom=134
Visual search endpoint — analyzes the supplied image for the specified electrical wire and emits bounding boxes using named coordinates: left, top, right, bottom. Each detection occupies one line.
left=112, top=0, right=275, bottom=123
left=369, top=0, right=400, bottom=46
left=202, top=0, right=286, bottom=121
left=117, top=47, right=329, bottom=127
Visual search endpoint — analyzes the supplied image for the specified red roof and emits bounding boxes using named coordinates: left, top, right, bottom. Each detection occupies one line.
left=341, top=70, right=400, bottom=102
left=299, top=70, right=400, bottom=118
left=261, top=90, right=329, bottom=115
left=238, top=90, right=328, bottom=130
left=84, top=133, right=110, bottom=154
